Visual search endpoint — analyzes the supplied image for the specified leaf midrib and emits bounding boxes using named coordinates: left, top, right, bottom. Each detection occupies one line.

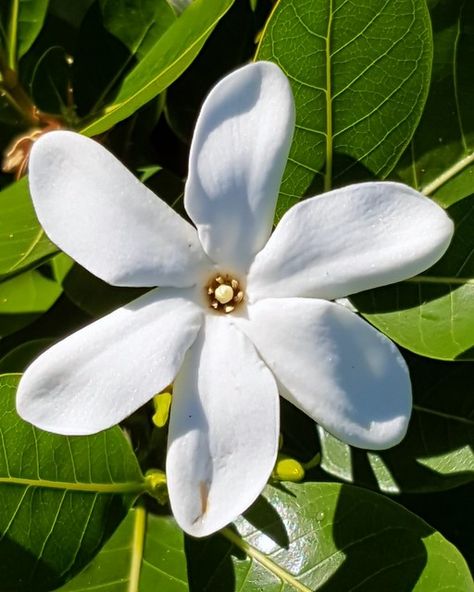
left=0, top=475, right=146, bottom=493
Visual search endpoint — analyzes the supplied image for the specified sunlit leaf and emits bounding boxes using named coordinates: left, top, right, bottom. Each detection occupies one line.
left=0, top=269, right=61, bottom=337
left=0, top=178, right=57, bottom=281
left=256, top=0, right=432, bottom=217
left=0, top=374, right=145, bottom=591
left=187, top=482, right=473, bottom=591
left=395, top=0, right=474, bottom=206
left=80, top=0, right=234, bottom=136
left=58, top=508, right=189, bottom=591
left=351, top=195, right=474, bottom=360
left=319, top=355, right=474, bottom=493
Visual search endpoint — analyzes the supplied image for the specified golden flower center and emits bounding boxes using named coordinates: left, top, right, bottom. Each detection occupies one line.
left=206, top=274, right=244, bottom=314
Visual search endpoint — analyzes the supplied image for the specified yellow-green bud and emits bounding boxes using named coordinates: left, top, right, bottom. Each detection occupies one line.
left=272, top=455, right=305, bottom=482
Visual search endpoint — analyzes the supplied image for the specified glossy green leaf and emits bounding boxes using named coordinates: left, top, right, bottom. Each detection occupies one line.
left=319, top=355, right=474, bottom=493
left=0, top=177, right=58, bottom=281
left=0, top=269, right=61, bottom=337
left=80, top=0, right=234, bottom=136
left=351, top=195, right=474, bottom=360
left=73, top=0, right=175, bottom=116
left=187, top=482, right=473, bottom=591
left=256, top=0, right=432, bottom=217
left=0, top=374, right=145, bottom=591
left=58, top=507, right=189, bottom=591
left=395, top=0, right=474, bottom=206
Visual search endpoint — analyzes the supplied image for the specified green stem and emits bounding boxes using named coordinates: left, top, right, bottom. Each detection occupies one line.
left=421, top=151, right=474, bottom=197
left=128, top=505, right=147, bottom=592
left=324, top=0, right=334, bottom=192
left=221, top=527, right=313, bottom=592
left=404, top=275, right=474, bottom=286
left=7, top=0, right=19, bottom=70
left=0, top=475, right=147, bottom=494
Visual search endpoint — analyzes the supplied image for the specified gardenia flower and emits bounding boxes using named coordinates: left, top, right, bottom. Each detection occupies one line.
left=17, top=62, right=453, bottom=537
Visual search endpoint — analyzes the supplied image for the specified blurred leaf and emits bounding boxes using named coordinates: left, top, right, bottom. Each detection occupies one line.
left=80, top=0, right=234, bottom=136
left=58, top=507, right=188, bottom=591
left=62, top=264, right=145, bottom=318
left=0, top=337, right=53, bottom=372
left=319, top=355, right=474, bottom=493
left=395, top=0, right=474, bottom=206
left=187, top=482, right=473, bottom=591
left=351, top=195, right=474, bottom=360
left=165, top=0, right=256, bottom=143
left=0, top=177, right=57, bottom=281
left=256, top=0, right=433, bottom=218
left=0, top=269, right=61, bottom=337
left=73, top=0, right=175, bottom=116
left=0, top=374, right=145, bottom=591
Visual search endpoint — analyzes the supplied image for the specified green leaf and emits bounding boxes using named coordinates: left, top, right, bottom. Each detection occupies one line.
left=351, top=195, right=474, bottom=360
left=187, top=482, right=473, bottom=591
left=0, top=177, right=58, bottom=281
left=1, top=0, right=49, bottom=64
left=319, top=355, right=474, bottom=493
left=395, top=0, right=474, bottom=206
left=57, top=507, right=189, bottom=591
left=80, top=0, right=234, bottom=136
left=256, top=0, right=433, bottom=217
left=0, top=374, right=145, bottom=591
left=17, top=0, right=49, bottom=58
left=0, top=269, right=62, bottom=337
left=73, top=0, right=175, bottom=116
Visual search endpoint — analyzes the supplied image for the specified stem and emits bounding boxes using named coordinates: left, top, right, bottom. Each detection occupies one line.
left=221, top=527, right=312, bottom=592
left=7, top=0, right=19, bottom=70
left=404, top=275, right=474, bottom=286
left=0, top=475, right=147, bottom=494
left=421, top=151, right=474, bottom=197
left=128, top=505, right=147, bottom=592
left=324, top=0, right=334, bottom=192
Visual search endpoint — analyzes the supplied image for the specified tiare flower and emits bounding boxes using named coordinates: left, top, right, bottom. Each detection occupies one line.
left=17, top=62, right=453, bottom=536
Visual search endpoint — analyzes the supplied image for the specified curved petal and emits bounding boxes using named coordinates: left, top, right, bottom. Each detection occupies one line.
left=239, top=298, right=411, bottom=449
left=29, top=131, right=211, bottom=288
left=167, top=314, right=279, bottom=537
left=16, top=288, right=203, bottom=435
left=247, top=182, right=454, bottom=301
left=185, top=61, right=295, bottom=274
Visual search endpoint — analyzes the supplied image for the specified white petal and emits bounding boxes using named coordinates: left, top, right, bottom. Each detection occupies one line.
left=167, top=314, right=279, bottom=537
left=185, top=61, right=295, bottom=274
left=16, top=288, right=203, bottom=435
left=239, top=298, right=411, bottom=449
left=29, top=131, right=210, bottom=287
left=247, top=182, right=454, bottom=301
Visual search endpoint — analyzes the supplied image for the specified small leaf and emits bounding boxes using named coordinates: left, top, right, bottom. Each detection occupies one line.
left=351, top=195, right=474, bottom=360
left=0, top=374, right=145, bottom=591
left=0, top=178, right=58, bottom=281
left=256, top=0, right=432, bottom=217
left=187, top=482, right=473, bottom=591
left=319, top=353, right=474, bottom=493
left=395, top=0, right=474, bottom=206
left=80, top=0, right=234, bottom=136
left=57, top=507, right=189, bottom=591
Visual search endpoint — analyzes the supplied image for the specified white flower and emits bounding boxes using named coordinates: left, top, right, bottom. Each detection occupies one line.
left=17, top=62, right=453, bottom=537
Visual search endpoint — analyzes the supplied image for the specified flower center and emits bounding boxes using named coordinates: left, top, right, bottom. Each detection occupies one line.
left=206, top=274, right=244, bottom=314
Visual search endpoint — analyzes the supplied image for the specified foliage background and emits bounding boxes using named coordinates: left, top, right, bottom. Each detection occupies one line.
left=0, top=0, right=472, bottom=590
